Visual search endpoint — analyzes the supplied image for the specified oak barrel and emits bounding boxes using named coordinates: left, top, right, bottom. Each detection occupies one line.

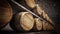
left=34, top=18, right=42, bottom=31
left=14, top=0, right=36, bottom=10
left=43, top=22, right=54, bottom=30
left=25, top=0, right=36, bottom=8
left=0, top=0, right=13, bottom=29
left=33, top=4, right=54, bottom=26
left=10, top=12, right=34, bottom=31
left=33, top=4, right=43, bottom=17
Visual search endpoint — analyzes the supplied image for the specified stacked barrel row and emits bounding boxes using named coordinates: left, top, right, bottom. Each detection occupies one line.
left=10, top=11, right=54, bottom=32
left=0, top=0, right=54, bottom=32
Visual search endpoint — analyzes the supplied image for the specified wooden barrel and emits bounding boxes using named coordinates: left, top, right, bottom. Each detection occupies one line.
left=34, top=18, right=42, bottom=31
left=15, top=0, right=36, bottom=10
left=42, top=11, right=54, bottom=25
left=0, top=0, right=13, bottom=29
left=43, top=22, right=54, bottom=30
left=33, top=4, right=54, bottom=26
left=10, top=12, right=34, bottom=31
left=33, top=4, right=43, bottom=16
left=45, top=22, right=54, bottom=30
left=25, top=0, right=36, bottom=8
left=43, top=22, right=46, bottom=30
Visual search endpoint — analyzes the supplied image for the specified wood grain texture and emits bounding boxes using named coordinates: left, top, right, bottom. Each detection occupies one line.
left=33, top=4, right=54, bottom=26
left=36, top=4, right=43, bottom=15
left=25, top=0, right=36, bottom=8
left=10, top=12, right=34, bottom=31
left=42, top=11, right=54, bottom=25
left=45, top=22, right=54, bottom=30
left=0, top=0, right=13, bottom=29
left=43, top=22, right=54, bottom=30
left=35, top=18, right=42, bottom=31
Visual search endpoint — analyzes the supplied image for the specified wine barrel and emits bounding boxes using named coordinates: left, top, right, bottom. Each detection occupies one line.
left=42, top=11, right=54, bottom=25
left=0, top=0, right=13, bottom=29
left=10, top=12, right=34, bottom=32
left=42, top=21, right=46, bottom=30
left=33, top=4, right=54, bottom=26
left=43, top=22, right=54, bottom=30
left=33, top=4, right=43, bottom=16
left=25, top=0, right=36, bottom=8
left=45, top=22, right=54, bottom=30
left=15, top=0, right=36, bottom=10
left=34, top=18, right=42, bottom=31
